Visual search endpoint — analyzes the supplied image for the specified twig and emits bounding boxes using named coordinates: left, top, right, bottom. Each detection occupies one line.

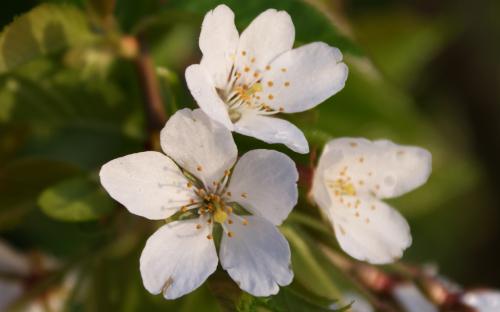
left=133, top=35, right=167, bottom=149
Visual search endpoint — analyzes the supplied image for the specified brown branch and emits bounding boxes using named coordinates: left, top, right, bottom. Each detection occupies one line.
left=132, top=35, right=167, bottom=150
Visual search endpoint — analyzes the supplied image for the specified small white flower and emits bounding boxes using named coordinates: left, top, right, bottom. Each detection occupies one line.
left=100, top=108, right=298, bottom=299
left=392, top=283, right=438, bottom=312
left=462, top=290, right=500, bottom=312
left=186, top=5, right=348, bottom=154
left=311, top=138, right=432, bottom=264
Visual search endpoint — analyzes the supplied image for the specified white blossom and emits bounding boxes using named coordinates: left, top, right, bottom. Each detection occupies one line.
left=185, top=5, right=348, bottom=154
left=311, top=138, right=432, bottom=264
left=462, top=290, right=500, bottom=312
left=100, top=108, right=298, bottom=299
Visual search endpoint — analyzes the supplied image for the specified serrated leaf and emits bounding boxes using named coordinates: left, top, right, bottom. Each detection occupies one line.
left=39, top=176, right=114, bottom=222
left=0, top=3, right=97, bottom=73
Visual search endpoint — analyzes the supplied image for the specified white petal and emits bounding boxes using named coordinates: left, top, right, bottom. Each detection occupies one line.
left=311, top=139, right=344, bottom=211
left=227, top=150, right=298, bottom=225
left=185, top=65, right=233, bottom=130
left=235, top=9, right=294, bottom=71
left=219, top=216, right=293, bottom=296
left=234, top=113, right=308, bottom=154
left=319, top=138, right=432, bottom=199
left=199, top=5, right=239, bottom=89
left=140, top=219, right=218, bottom=300
left=462, top=290, right=500, bottom=312
left=392, top=283, right=438, bottom=312
left=160, top=108, right=237, bottom=187
left=329, top=196, right=411, bottom=264
left=100, top=151, right=195, bottom=220
left=260, top=42, right=348, bottom=113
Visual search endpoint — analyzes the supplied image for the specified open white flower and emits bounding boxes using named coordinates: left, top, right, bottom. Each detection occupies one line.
left=186, top=5, right=348, bottom=154
left=100, top=108, right=297, bottom=299
left=462, top=290, right=500, bottom=312
left=311, top=138, right=432, bottom=264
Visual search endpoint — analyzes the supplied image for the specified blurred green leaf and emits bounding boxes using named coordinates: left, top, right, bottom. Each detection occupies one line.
left=352, top=8, right=454, bottom=87
left=235, top=287, right=346, bottom=312
left=0, top=3, right=98, bottom=73
left=0, top=158, right=80, bottom=230
left=281, top=226, right=341, bottom=299
left=38, top=176, right=114, bottom=222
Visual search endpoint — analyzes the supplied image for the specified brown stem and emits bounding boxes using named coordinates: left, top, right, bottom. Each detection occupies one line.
left=133, top=35, right=167, bottom=149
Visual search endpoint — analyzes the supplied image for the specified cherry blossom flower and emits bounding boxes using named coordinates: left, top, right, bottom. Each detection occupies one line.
left=99, top=108, right=298, bottom=299
left=185, top=5, right=348, bottom=154
left=311, top=138, right=432, bottom=264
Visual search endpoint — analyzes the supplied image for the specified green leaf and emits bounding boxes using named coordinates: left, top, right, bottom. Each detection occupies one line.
left=38, top=176, right=115, bottom=222
left=234, top=287, right=345, bottom=312
left=264, top=287, right=346, bottom=312
left=0, top=3, right=97, bottom=73
left=0, top=158, right=80, bottom=230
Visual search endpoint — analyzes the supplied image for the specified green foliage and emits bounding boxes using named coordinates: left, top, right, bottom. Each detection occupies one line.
left=235, top=288, right=348, bottom=312
left=0, top=158, right=80, bottom=230
left=0, top=3, right=97, bottom=73
left=38, top=176, right=115, bottom=222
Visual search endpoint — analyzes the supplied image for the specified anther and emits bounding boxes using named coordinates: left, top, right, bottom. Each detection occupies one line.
left=227, top=231, right=234, bottom=237
left=281, top=68, right=287, bottom=72
left=267, top=81, right=274, bottom=87
left=242, top=219, right=248, bottom=226
left=244, top=67, right=250, bottom=72
left=196, top=224, right=202, bottom=230
left=206, top=234, right=213, bottom=240
left=265, top=65, right=271, bottom=70
left=268, top=94, right=274, bottom=100
left=241, top=192, right=248, bottom=198
left=180, top=206, right=188, bottom=212
left=284, top=81, right=290, bottom=87
left=241, top=51, right=247, bottom=56
left=228, top=219, right=233, bottom=224
left=226, top=191, right=232, bottom=197
left=197, top=165, right=203, bottom=171
left=349, top=142, right=358, bottom=147
left=187, top=181, right=193, bottom=188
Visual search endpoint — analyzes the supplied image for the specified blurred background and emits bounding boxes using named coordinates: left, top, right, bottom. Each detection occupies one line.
left=0, top=0, right=499, bottom=311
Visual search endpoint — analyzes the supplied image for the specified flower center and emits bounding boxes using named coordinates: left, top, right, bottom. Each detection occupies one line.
left=219, top=52, right=287, bottom=122
left=178, top=169, right=249, bottom=239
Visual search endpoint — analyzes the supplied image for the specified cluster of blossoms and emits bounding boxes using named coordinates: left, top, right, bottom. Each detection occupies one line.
left=99, top=4, right=469, bottom=307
